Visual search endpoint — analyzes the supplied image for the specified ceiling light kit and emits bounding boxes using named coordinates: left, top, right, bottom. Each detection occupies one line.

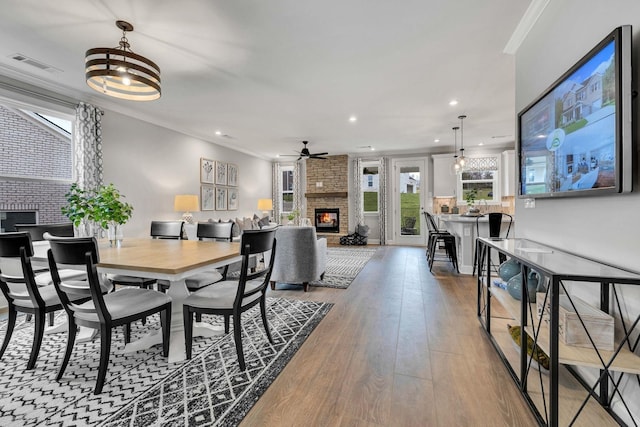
left=457, top=114, right=467, bottom=170
left=85, top=20, right=161, bottom=101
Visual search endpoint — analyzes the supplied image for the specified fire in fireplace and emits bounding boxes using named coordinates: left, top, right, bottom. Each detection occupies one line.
left=315, top=208, right=339, bottom=233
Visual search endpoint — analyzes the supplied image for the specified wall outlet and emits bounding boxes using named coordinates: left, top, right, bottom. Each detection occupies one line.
left=316, top=182, right=323, bottom=188
left=524, top=198, right=536, bottom=209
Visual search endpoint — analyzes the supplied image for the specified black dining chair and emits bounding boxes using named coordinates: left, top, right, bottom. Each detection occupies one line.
left=423, top=211, right=459, bottom=273
left=110, top=220, right=185, bottom=292
left=46, top=234, right=172, bottom=394
left=14, top=223, right=74, bottom=240
left=473, top=212, right=514, bottom=275
left=157, top=221, right=232, bottom=295
left=0, top=232, right=105, bottom=369
left=183, top=228, right=277, bottom=370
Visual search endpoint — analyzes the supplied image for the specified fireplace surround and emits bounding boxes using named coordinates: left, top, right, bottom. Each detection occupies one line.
left=315, top=208, right=339, bottom=233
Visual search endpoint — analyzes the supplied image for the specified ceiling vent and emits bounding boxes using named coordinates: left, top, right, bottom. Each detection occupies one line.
left=10, top=53, right=61, bottom=73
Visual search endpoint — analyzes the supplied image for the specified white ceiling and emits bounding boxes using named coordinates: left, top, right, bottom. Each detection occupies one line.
left=0, top=0, right=534, bottom=159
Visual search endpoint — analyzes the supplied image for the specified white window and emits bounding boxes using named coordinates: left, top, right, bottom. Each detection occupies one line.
left=457, top=156, right=500, bottom=205
left=280, top=166, right=294, bottom=213
left=362, top=163, right=379, bottom=213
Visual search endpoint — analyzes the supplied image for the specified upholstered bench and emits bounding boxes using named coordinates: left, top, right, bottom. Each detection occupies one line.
left=340, top=224, right=369, bottom=246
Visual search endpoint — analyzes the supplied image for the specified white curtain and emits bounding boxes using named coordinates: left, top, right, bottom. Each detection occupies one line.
left=73, top=102, right=104, bottom=190
left=378, top=157, right=388, bottom=245
left=272, top=162, right=281, bottom=223
left=352, top=157, right=364, bottom=226
left=293, top=161, right=303, bottom=225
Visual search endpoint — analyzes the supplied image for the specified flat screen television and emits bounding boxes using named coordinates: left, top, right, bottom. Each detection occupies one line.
left=518, top=25, right=633, bottom=198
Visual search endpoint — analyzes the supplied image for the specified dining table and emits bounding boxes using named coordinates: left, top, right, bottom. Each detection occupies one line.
left=33, top=237, right=241, bottom=363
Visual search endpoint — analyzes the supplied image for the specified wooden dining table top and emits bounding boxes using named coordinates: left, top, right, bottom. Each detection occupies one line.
left=96, top=238, right=241, bottom=275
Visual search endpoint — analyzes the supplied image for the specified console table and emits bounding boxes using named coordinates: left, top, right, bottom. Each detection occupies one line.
left=476, top=237, right=640, bottom=426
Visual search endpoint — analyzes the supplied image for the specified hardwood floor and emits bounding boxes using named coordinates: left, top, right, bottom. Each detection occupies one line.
left=242, top=245, right=537, bottom=426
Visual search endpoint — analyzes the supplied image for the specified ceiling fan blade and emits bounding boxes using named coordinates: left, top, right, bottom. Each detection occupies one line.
left=310, top=155, right=327, bottom=159
left=311, top=152, right=328, bottom=156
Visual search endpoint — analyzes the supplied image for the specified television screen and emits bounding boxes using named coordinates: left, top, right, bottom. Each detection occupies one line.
left=518, top=26, right=633, bottom=198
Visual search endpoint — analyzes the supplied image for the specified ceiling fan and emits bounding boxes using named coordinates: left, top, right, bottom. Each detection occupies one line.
left=280, top=141, right=328, bottom=160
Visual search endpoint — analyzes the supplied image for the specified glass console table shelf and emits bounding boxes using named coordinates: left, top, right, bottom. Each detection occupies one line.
left=476, top=237, right=640, bottom=427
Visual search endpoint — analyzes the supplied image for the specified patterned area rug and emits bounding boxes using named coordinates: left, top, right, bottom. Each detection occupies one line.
left=0, top=298, right=332, bottom=426
left=310, top=246, right=377, bottom=289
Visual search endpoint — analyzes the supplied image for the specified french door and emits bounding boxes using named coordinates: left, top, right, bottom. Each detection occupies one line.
left=392, top=158, right=427, bottom=246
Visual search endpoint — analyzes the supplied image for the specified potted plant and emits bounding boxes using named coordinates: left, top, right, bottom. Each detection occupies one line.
left=464, top=188, right=480, bottom=215
left=92, top=183, right=134, bottom=247
left=61, top=183, right=96, bottom=237
left=287, top=209, right=300, bottom=225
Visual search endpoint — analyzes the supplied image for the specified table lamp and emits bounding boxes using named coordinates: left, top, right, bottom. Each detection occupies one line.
left=174, top=194, right=199, bottom=224
left=257, top=199, right=273, bottom=217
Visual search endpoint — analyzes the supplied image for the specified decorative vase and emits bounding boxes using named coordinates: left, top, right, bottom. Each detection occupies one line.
left=506, top=270, right=540, bottom=302
left=451, top=206, right=459, bottom=214
left=498, top=258, right=520, bottom=282
left=107, top=223, right=124, bottom=247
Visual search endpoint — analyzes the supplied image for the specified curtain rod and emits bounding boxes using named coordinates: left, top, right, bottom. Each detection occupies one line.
left=0, top=79, right=77, bottom=110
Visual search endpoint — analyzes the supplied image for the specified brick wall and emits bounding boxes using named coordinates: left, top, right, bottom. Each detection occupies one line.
left=0, top=105, right=72, bottom=224
left=305, top=155, right=349, bottom=244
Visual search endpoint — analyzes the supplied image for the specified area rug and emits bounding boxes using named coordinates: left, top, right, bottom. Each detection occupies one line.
left=0, top=297, right=332, bottom=426
left=310, top=246, right=378, bottom=289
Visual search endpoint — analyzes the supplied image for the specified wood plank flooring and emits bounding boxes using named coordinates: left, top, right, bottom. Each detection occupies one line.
left=242, top=246, right=537, bottom=426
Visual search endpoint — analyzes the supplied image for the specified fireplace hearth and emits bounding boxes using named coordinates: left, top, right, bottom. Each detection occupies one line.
left=315, top=208, right=339, bottom=233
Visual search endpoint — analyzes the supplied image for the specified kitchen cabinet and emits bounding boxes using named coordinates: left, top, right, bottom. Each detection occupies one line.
left=432, top=154, right=457, bottom=197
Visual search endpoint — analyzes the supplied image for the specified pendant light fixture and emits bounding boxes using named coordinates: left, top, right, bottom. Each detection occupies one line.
left=452, top=125, right=460, bottom=173
left=458, top=114, right=467, bottom=169
left=85, top=20, right=161, bottom=101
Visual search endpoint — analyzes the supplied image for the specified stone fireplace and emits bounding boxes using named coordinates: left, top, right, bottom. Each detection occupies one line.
left=315, top=208, right=340, bottom=233
left=305, top=154, right=349, bottom=245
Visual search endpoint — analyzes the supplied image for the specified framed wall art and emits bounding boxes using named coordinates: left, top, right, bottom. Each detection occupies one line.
left=227, top=163, right=238, bottom=187
left=200, top=158, right=214, bottom=184
left=227, top=188, right=239, bottom=210
left=215, top=161, right=227, bottom=185
left=215, top=187, right=228, bottom=210
left=201, top=185, right=214, bottom=210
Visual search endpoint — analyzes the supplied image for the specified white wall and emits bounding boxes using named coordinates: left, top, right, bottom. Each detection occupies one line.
left=515, top=1, right=640, bottom=269
left=101, top=110, right=272, bottom=238
left=516, top=1, right=640, bottom=423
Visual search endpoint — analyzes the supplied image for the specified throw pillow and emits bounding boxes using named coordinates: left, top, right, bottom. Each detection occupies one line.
left=258, top=215, right=270, bottom=228
left=235, top=217, right=245, bottom=233
left=356, top=224, right=370, bottom=236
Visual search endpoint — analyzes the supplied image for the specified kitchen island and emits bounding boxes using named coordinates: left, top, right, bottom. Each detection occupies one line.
left=438, top=214, right=514, bottom=275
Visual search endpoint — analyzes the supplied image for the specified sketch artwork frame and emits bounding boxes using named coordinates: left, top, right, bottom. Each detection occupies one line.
left=201, top=185, right=214, bottom=211
left=227, top=188, right=239, bottom=210
left=215, top=161, right=227, bottom=185
left=200, top=158, right=214, bottom=184
left=227, top=163, right=238, bottom=187
left=215, top=187, right=228, bottom=210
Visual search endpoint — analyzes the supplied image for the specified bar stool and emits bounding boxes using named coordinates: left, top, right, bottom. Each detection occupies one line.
left=423, top=212, right=459, bottom=273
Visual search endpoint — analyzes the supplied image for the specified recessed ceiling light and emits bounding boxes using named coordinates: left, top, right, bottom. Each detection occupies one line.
left=479, top=142, right=484, bottom=146
left=434, top=139, right=440, bottom=143
left=370, top=147, right=375, bottom=151
left=349, top=116, right=357, bottom=122
left=215, top=130, right=222, bottom=136
left=449, top=100, right=458, bottom=106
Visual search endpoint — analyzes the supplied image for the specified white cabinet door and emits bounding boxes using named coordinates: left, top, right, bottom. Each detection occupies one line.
left=432, top=154, right=457, bottom=197
left=502, top=150, right=516, bottom=196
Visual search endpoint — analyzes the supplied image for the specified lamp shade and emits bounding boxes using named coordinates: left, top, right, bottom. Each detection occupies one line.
left=174, top=195, right=199, bottom=212
left=257, top=199, right=273, bottom=211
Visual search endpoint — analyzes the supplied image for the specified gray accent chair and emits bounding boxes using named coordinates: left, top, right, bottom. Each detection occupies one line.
left=269, top=226, right=327, bottom=292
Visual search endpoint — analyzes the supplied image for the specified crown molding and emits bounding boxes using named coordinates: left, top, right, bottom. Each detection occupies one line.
left=503, top=0, right=551, bottom=55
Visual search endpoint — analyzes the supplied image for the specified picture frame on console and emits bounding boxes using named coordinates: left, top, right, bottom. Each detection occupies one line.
left=201, top=185, right=214, bottom=211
